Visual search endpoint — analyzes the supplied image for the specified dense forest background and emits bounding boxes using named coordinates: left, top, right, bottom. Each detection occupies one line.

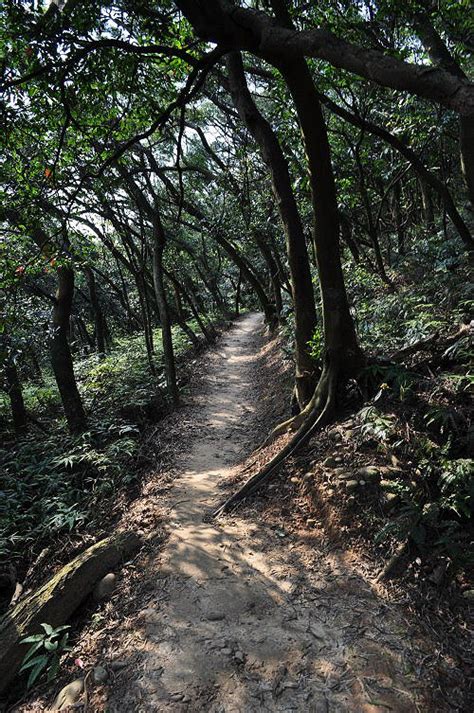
left=0, top=0, right=473, bottom=703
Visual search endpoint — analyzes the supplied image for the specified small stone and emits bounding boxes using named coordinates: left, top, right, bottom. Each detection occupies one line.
left=52, top=678, right=84, bottom=710
left=93, top=666, right=108, bottom=684
left=207, top=611, right=225, bottom=621
left=337, top=472, right=353, bottom=481
left=334, top=456, right=343, bottom=464
left=328, top=429, right=342, bottom=442
left=334, top=467, right=350, bottom=477
left=355, top=466, right=380, bottom=482
left=385, top=493, right=400, bottom=508
left=290, top=477, right=299, bottom=484
left=221, top=647, right=232, bottom=655
left=345, top=480, right=359, bottom=493
left=323, top=456, right=337, bottom=468
left=462, top=590, right=474, bottom=601
left=358, top=480, right=366, bottom=486
left=109, top=660, right=127, bottom=671
left=234, top=650, right=244, bottom=662
left=92, top=573, right=116, bottom=602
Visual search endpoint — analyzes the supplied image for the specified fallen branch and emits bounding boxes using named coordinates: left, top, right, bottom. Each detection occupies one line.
left=0, top=531, right=142, bottom=695
left=390, top=324, right=469, bottom=362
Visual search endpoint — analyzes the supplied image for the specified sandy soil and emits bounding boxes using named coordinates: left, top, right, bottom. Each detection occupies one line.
left=79, top=312, right=432, bottom=713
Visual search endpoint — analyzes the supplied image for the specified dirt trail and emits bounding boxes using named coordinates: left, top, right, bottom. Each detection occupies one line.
left=106, top=313, right=427, bottom=712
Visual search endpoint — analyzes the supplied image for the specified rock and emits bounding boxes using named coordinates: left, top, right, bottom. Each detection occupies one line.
left=92, top=572, right=116, bottom=602
left=52, top=678, right=84, bottom=710
left=345, top=480, right=359, bottom=493
left=290, top=477, right=299, bottom=484
left=221, top=647, right=232, bottom=655
left=323, top=456, right=337, bottom=468
left=380, top=465, right=403, bottom=477
left=234, top=650, right=244, bottom=663
left=334, top=468, right=351, bottom=477
left=355, top=466, right=380, bottom=482
left=358, top=480, right=366, bottom=486
left=93, top=665, right=108, bottom=684
left=462, top=590, right=474, bottom=601
left=206, top=611, right=225, bottom=621
left=328, top=429, right=342, bottom=442
left=384, top=493, right=400, bottom=508
left=109, top=660, right=127, bottom=671
left=334, top=456, right=343, bottom=464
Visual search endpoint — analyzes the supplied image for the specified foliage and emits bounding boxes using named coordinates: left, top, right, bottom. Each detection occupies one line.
left=20, top=623, right=71, bottom=689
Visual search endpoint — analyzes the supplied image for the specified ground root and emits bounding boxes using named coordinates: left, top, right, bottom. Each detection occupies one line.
left=213, top=366, right=338, bottom=516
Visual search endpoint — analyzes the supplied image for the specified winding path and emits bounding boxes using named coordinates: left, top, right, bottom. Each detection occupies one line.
left=108, top=313, right=425, bottom=712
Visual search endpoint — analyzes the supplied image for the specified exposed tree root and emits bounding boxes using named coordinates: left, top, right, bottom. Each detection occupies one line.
left=213, top=365, right=338, bottom=516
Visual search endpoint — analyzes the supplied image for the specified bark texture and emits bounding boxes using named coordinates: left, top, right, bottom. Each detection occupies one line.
left=226, top=51, right=317, bottom=405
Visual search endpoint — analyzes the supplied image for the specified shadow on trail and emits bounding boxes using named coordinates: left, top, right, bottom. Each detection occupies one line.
left=100, top=313, right=437, bottom=713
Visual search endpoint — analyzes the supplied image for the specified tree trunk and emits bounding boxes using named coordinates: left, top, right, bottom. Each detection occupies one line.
left=51, top=266, right=87, bottom=434
left=419, top=179, right=435, bottom=233
left=152, top=214, right=179, bottom=406
left=169, top=277, right=200, bottom=348
left=226, top=51, right=317, bottom=406
left=85, top=267, right=106, bottom=356
left=391, top=182, right=406, bottom=255
left=4, top=358, right=28, bottom=434
left=253, top=232, right=282, bottom=318
left=235, top=268, right=242, bottom=316
left=0, top=532, right=142, bottom=696
left=278, top=60, right=363, bottom=385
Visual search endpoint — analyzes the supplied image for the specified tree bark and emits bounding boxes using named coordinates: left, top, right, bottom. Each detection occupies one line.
left=152, top=212, right=179, bottom=406
left=4, top=358, right=28, bottom=434
left=174, top=0, right=474, bottom=115
left=50, top=266, right=87, bottom=434
left=226, top=50, right=317, bottom=405
left=85, top=267, right=106, bottom=356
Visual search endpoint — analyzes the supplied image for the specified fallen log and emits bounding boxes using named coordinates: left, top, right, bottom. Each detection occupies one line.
left=0, top=531, right=142, bottom=695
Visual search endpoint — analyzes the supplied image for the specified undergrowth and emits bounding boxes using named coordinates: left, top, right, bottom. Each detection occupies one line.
left=0, top=318, right=224, bottom=577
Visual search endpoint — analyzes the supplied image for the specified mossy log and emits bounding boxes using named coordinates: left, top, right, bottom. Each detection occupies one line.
left=0, top=531, right=142, bottom=695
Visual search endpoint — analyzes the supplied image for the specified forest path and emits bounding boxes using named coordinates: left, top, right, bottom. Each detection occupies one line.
left=108, top=313, right=425, bottom=712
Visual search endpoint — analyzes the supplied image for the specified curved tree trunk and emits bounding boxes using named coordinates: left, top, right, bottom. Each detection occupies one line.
left=278, top=60, right=363, bottom=384
left=226, top=51, right=318, bottom=406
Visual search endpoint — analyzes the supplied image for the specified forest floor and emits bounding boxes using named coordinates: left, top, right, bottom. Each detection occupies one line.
left=21, top=312, right=468, bottom=712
